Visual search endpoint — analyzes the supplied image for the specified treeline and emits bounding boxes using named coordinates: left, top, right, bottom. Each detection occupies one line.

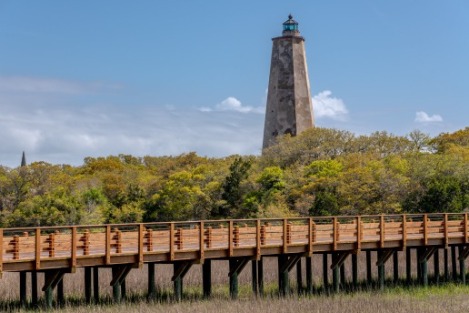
left=0, top=127, right=468, bottom=227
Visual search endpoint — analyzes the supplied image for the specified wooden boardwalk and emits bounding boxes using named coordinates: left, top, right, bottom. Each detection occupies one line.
left=2, top=213, right=469, bottom=307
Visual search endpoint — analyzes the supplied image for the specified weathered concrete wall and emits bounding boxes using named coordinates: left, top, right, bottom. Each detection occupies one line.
left=262, top=35, right=314, bottom=149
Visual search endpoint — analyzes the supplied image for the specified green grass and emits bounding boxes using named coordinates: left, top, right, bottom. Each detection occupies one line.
left=10, top=283, right=469, bottom=313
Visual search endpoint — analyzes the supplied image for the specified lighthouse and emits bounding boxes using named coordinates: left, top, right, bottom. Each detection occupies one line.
left=262, top=15, right=314, bottom=149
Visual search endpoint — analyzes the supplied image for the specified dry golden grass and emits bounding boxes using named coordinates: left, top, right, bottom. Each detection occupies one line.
left=17, top=286, right=469, bottom=313
left=2, top=251, right=469, bottom=312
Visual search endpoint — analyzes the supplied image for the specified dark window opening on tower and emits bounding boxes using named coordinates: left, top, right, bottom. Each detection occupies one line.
left=283, top=24, right=298, bottom=32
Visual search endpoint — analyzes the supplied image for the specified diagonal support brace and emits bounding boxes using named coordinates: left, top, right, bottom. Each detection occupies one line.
left=42, top=270, right=66, bottom=291
left=279, top=255, right=301, bottom=274
left=172, top=261, right=194, bottom=281
left=228, top=258, right=250, bottom=277
left=376, top=250, right=395, bottom=266
left=419, top=247, right=436, bottom=263
left=330, top=252, right=350, bottom=270
left=110, top=265, right=132, bottom=286
left=458, top=246, right=469, bottom=261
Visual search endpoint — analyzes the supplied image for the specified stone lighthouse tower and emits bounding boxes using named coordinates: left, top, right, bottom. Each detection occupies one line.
left=262, top=15, right=314, bottom=149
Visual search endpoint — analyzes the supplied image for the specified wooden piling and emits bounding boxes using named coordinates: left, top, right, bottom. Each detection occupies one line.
left=31, top=271, right=38, bottom=307
left=323, top=254, right=329, bottom=293
left=352, top=253, right=358, bottom=289
left=340, top=263, right=345, bottom=288
left=20, top=272, right=27, bottom=307
left=229, top=259, right=239, bottom=299
left=84, top=267, right=92, bottom=303
left=451, top=245, right=457, bottom=281
left=444, top=248, right=449, bottom=281
left=258, top=257, right=264, bottom=296
left=296, top=258, right=303, bottom=294
left=278, top=255, right=289, bottom=296
left=406, top=247, right=412, bottom=284
left=306, top=256, right=313, bottom=295
left=252, top=260, right=258, bottom=296
left=393, top=251, right=399, bottom=283
left=112, top=267, right=121, bottom=303
left=417, top=249, right=422, bottom=282
left=366, top=250, right=372, bottom=284
left=121, top=278, right=126, bottom=300
left=377, top=251, right=385, bottom=291
left=420, top=249, right=428, bottom=287
left=434, top=249, right=440, bottom=284
left=44, top=271, right=54, bottom=309
left=93, top=267, right=99, bottom=303
left=148, top=263, right=156, bottom=299
left=459, top=246, right=466, bottom=284
left=57, top=278, right=64, bottom=306
left=203, top=260, right=212, bottom=298
left=173, top=263, right=183, bottom=301
left=332, top=253, right=340, bottom=293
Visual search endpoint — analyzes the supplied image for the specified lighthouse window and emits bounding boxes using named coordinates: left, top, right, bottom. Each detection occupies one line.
left=284, top=24, right=298, bottom=31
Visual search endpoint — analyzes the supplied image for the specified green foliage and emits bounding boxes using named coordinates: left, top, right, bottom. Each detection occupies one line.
left=306, top=160, right=343, bottom=178
left=257, top=166, right=285, bottom=191
left=431, top=127, right=469, bottom=152
left=404, top=175, right=467, bottom=213
left=0, top=127, right=468, bottom=227
left=219, top=157, right=253, bottom=218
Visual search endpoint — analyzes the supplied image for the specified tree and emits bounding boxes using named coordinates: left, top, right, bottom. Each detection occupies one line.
left=408, top=130, right=432, bottom=152
left=219, top=157, right=253, bottom=218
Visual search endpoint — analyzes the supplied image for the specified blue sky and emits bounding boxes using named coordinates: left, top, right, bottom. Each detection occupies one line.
left=0, top=1, right=468, bottom=167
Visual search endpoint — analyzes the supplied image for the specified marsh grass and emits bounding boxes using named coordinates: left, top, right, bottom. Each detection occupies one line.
left=2, top=252, right=469, bottom=312
left=10, top=284, right=469, bottom=313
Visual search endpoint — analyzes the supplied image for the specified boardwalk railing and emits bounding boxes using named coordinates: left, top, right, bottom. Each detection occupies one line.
left=1, top=213, right=468, bottom=272
left=2, top=213, right=469, bottom=307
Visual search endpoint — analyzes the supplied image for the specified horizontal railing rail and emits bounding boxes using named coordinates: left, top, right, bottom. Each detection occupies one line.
left=1, top=213, right=468, bottom=273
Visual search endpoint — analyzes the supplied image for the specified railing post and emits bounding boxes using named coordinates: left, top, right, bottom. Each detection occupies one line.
left=138, top=224, right=144, bottom=268
left=333, top=217, right=338, bottom=251
left=423, top=214, right=428, bottom=246
left=200, top=221, right=205, bottom=262
left=170, top=223, right=175, bottom=261
left=465, top=213, right=468, bottom=244
left=402, top=214, right=407, bottom=250
left=380, top=215, right=385, bottom=248
left=444, top=214, right=449, bottom=248
left=256, top=219, right=261, bottom=260
left=283, top=219, right=288, bottom=253
left=356, top=216, right=361, bottom=252
left=35, top=228, right=41, bottom=270
left=105, top=225, right=111, bottom=264
left=229, top=221, right=234, bottom=257
left=71, top=227, right=77, bottom=270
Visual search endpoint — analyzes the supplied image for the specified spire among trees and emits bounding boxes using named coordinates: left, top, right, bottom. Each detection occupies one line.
left=21, top=151, right=27, bottom=167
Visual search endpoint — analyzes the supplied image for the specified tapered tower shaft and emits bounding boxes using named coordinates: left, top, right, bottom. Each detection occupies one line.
left=263, top=15, right=314, bottom=149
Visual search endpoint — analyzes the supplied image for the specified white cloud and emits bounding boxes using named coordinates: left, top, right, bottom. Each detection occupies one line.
left=415, top=111, right=443, bottom=123
left=313, top=90, right=348, bottom=120
left=0, top=87, right=263, bottom=167
left=0, top=76, right=120, bottom=94
left=200, top=97, right=264, bottom=114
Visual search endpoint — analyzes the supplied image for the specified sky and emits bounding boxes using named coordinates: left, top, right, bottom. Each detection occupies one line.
left=0, top=1, right=468, bottom=167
